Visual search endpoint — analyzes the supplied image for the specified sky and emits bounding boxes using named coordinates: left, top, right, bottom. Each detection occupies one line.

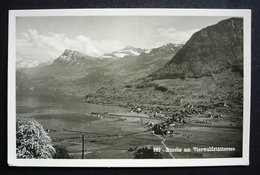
left=16, top=16, right=230, bottom=62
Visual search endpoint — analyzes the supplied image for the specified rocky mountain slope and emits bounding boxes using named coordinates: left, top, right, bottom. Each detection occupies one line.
left=38, top=49, right=109, bottom=77
left=150, top=18, right=243, bottom=80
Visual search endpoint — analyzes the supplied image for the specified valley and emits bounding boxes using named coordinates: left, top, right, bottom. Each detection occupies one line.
left=16, top=91, right=242, bottom=159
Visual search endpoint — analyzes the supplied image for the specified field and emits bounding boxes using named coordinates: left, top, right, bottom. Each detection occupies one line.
left=32, top=110, right=242, bottom=159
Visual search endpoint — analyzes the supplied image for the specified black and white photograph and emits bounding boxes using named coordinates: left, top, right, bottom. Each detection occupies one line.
left=8, top=9, right=251, bottom=167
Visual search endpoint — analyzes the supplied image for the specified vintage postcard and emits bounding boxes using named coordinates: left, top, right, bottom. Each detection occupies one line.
left=8, top=9, right=251, bottom=167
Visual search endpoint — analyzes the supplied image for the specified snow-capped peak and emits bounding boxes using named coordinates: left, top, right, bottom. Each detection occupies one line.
left=16, top=59, right=42, bottom=68
left=58, top=49, right=76, bottom=62
left=55, top=49, right=96, bottom=63
left=123, top=45, right=135, bottom=50
left=145, top=49, right=152, bottom=54
left=100, top=45, right=146, bottom=60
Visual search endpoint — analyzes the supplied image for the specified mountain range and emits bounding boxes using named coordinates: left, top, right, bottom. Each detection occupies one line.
left=16, top=42, right=183, bottom=94
left=16, top=17, right=244, bottom=107
left=75, top=43, right=183, bottom=88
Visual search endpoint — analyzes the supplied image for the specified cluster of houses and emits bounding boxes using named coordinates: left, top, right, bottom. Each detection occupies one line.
left=142, top=102, right=231, bottom=136
left=146, top=112, right=226, bottom=133
left=129, top=105, right=175, bottom=119
left=146, top=118, right=184, bottom=136
left=147, top=122, right=192, bottom=137
left=129, top=105, right=169, bottom=114
left=185, top=118, right=214, bottom=124
left=129, top=102, right=226, bottom=118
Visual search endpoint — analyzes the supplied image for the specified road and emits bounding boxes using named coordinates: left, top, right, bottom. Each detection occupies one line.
left=152, top=132, right=175, bottom=159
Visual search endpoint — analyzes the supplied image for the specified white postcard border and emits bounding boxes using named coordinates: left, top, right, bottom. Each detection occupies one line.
left=8, top=8, right=251, bottom=167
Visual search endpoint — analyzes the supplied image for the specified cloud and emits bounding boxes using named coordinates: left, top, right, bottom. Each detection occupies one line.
left=16, top=38, right=58, bottom=62
left=156, top=27, right=199, bottom=44
left=17, top=27, right=200, bottom=62
left=21, top=29, right=103, bottom=59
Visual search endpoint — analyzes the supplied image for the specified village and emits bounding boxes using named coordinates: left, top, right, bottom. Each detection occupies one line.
left=29, top=96, right=243, bottom=159
left=127, top=100, right=242, bottom=134
left=78, top=100, right=243, bottom=139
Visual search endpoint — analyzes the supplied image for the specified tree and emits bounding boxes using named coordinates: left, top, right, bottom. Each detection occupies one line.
left=134, top=146, right=163, bottom=159
left=16, top=117, right=55, bottom=159
left=52, top=145, right=72, bottom=159
left=152, top=124, right=162, bottom=135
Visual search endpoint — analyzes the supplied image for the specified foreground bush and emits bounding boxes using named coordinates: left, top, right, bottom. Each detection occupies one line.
left=16, top=117, right=55, bottom=159
left=52, top=145, right=72, bottom=159
left=134, top=146, right=163, bottom=159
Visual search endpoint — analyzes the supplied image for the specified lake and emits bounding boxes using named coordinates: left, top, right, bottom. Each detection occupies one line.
left=16, top=92, right=130, bottom=132
left=16, top=92, right=129, bottom=116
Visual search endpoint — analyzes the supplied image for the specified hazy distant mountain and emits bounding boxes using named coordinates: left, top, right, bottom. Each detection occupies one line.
left=133, top=43, right=183, bottom=72
left=76, top=43, right=183, bottom=87
left=16, top=59, right=53, bottom=75
left=142, top=43, right=183, bottom=56
left=16, top=59, right=42, bottom=69
left=150, top=18, right=243, bottom=80
left=100, top=45, right=146, bottom=60
left=111, top=43, right=184, bottom=80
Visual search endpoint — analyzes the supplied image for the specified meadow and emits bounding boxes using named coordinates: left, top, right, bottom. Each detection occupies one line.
left=32, top=111, right=242, bottom=159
